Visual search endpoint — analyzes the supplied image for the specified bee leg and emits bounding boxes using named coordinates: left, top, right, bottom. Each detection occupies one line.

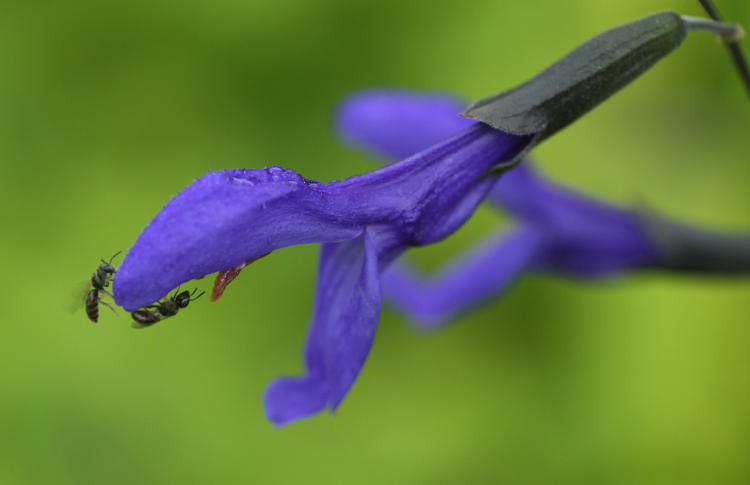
left=100, top=299, right=119, bottom=316
left=100, top=289, right=114, bottom=299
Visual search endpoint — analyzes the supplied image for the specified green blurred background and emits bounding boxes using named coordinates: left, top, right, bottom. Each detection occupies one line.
left=2, top=0, right=749, bottom=483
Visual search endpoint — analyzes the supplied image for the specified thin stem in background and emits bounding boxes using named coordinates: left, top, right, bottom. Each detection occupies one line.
left=698, top=0, right=750, bottom=99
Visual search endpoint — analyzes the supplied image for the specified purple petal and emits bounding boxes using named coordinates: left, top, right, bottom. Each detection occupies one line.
left=381, top=160, right=654, bottom=326
left=336, top=90, right=475, bottom=160
left=333, top=89, right=545, bottom=223
left=264, top=230, right=381, bottom=426
left=380, top=171, right=655, bottom=325
left=113, top=168, right=362, bottom=310
left=489, top=166, right=656, bottom=275
left=115, top=124, right=530, bottom=310
left=330, top=124, right=530, bottom=245
left=537, top=201, right=655, bottom=276
left=486, top=163, right=548, bottom=219
left=261, top=374, right=329, bottom=428
left=382, top=226, right=545, bottom=329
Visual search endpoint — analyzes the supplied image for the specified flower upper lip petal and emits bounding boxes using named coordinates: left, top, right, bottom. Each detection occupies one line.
left=114, top=125, right=530, bottom=311
left=113, top=168, right=361, bottom=310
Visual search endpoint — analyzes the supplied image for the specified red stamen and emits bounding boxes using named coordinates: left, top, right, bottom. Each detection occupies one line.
left=210, top=253, right=270, bottom=301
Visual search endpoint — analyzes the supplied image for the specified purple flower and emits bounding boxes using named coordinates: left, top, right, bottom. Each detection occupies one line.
left=336, top=90, right=657, bottom=328
left=109, top=11, right=726, bottom=426
left=113, top=106, right=532, bottom=425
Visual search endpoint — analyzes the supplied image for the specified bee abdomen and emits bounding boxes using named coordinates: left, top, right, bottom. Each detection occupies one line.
left=85, top=289, right=99, bottom=323
left=131, top=309, right=162, bottom=326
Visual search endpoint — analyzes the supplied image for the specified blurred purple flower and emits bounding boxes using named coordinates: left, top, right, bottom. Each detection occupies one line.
left=336, top=90, right=656, bottom=328
left=113, top=107, right=531, bottom=426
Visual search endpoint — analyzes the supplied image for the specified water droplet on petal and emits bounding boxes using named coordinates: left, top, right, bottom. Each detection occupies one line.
left=230, top=176, right=255, bottom=186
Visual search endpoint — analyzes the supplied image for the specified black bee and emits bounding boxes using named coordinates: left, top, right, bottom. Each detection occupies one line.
left=85, top=251, right=121, bottom=323
left=131, top=287, right=205, bottom=328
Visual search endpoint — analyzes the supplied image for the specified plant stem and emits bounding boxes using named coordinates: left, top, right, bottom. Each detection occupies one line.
left=697, top=0, right=750, bottom=99
left=640, top=211, right=750, bottom=274
left=682, top=16, right=744, bottom=40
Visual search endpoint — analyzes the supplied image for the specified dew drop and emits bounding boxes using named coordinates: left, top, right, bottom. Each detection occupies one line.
left=229, top=176, right=255, bottom=186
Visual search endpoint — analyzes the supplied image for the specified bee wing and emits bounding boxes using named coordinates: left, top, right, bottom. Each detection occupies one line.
left=68, top=281, right=91, bottom=314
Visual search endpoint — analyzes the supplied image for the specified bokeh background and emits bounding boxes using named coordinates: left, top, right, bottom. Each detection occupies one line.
left=2, top=0, right=749, bottom=483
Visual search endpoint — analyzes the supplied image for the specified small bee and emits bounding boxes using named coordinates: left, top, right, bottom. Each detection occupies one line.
left=85, top=251, right=122, bottom=323
left=131, top=287, right=205, bottom=328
